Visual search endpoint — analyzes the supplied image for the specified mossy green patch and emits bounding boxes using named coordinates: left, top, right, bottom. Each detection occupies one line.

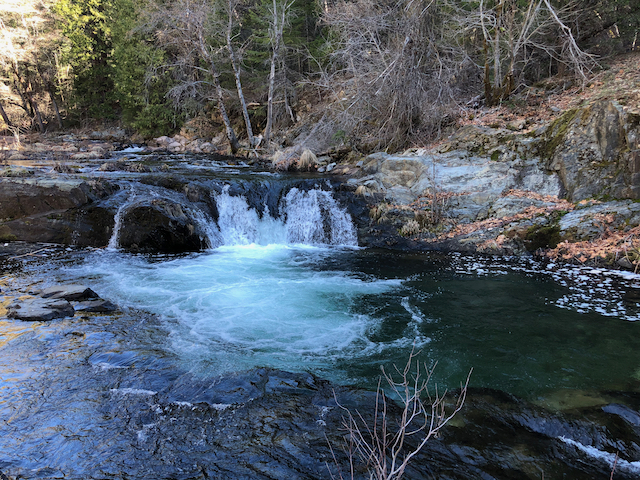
left=540, top=108, right=579, bottom=161
left=524, top=224, right=561, bottom=252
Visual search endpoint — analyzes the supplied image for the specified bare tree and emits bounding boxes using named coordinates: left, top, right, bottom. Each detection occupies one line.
left=455, top=0, right=596, bottom=105
left=0, top=1, right=67, bottom=133
left=263, top=0, right=294, bottom=145
left=225, top=0, right=256, bottom=147
left=320, top=0, right=468, bottom=150
left=145, top=0, right=241, bottom=153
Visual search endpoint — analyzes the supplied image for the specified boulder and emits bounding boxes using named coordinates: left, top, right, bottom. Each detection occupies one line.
left=71, top=151, right=104, bottom=160
left=40, top=284, right=99, bottom=301
left=89, top=128, right=127, bottom=142
left=117, top=199, right=210, bottom=253
left=7, top=297, right=75, bottom=321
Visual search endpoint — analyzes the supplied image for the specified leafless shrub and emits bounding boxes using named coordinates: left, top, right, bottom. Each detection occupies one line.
left=329, top=349, right=471, bottom=480
left=449, top=0, right=597, bottom=105
left=271, top=148, right=296, bottom=171
left=320, top=0, right=468, bottom=151
left=400, top=219, right=421, bottom=237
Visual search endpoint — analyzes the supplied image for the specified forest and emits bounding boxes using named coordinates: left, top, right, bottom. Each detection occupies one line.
left=1, top=0, right=638, bottom=152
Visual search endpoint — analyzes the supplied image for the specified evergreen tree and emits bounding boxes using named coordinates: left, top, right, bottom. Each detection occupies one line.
left=54, top=0, right=117, bottom=120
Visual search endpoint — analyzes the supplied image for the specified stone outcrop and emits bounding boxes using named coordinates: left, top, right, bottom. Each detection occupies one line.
left=0, top=178, right=117, bottom=246
left=543, top=100, right=640, bottom=201
left=117, top=199, right=210, bottom=253
left=349, top=100, right=640, bottom=261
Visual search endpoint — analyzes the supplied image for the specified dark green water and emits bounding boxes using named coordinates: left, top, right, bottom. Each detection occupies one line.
left=57, top=245, right=640, bottom=404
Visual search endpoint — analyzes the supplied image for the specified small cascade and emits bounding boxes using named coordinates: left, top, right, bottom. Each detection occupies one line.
left=281, top=188, right=357, bottom=246
left=215, top=186, right=286, bottom=245
left=107, top=203, right=126, bottom=250
left=105, top=179, right=358, bottom=251
left=107, top=185, right=140, bottom=250
left=212, top=185, right=357, bottom=247
left=106, top=183, right=218, bottom=251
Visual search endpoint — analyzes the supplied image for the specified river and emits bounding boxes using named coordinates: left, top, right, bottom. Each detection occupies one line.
left=2, top=153, right=640, bottom=478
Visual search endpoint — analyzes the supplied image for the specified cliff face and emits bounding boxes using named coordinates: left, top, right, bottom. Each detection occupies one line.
left=348, top=99, right=640, bottom=267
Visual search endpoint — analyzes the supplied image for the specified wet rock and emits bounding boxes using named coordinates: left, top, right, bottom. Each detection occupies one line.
left=117, top=199, right=210, bottom=253
left=75, top=299, right=117, bottom=313
left=7, top=297, right=75, bottom=321
left=1, top=205, right=115, bottom=247
left=0, top=177, right=90, bottom=220
left=40, top=284, right=98, bottom=301
left=602, top=403, right=640, bottom=426
left=0, top=176, right=117, bottom=247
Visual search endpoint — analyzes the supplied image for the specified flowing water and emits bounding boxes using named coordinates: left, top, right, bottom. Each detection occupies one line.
left=50, top=163, right=640, bottom=399
left=3, top=156, right=640, bottom=478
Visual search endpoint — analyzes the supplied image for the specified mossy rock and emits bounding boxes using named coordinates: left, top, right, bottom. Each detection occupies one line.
left=540, top=108, right=579, bottom=162
left=524, top=224, right=561, bottom=251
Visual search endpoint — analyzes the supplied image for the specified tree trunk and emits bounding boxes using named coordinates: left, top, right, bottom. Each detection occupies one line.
left=13, top=80, right=32, bottom=117
left=197, top=34, right=240, bottom=154
left=264, top=0, right=284, bottom=145
left=49, top=90, right=64, bottom=130
left=264, top=49, right=278, bottom=144
left=0, top=100, right=12, bottom=129
left=30, top=96, right=46, bottom=133
left=227, top=2, right=254, bottom=146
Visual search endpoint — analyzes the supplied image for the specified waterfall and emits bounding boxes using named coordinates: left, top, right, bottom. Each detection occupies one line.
left=281, top=188, right=357, bottom=246
left=215, top=186, right=286, bottom=245
left=107, top=203, right=127, bottom=250
left=106, top=182, right=358, bottom=251
left=107, top=185, right=140, bottom=250
left=213, top=186, right=357, bottom=247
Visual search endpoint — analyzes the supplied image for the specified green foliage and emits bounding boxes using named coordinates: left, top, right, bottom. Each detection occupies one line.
left=54, top=0, right=118, bottom=119
left=54, top=0, right=182, bottom=133
left=110, top=0, right=181, bottom=136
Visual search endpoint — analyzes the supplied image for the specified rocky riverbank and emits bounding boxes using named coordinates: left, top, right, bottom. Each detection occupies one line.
left=341, top=98, right=640, bottom=270
left=2, top=249, right=640, bottom=479
left=3, top=95, right=640, bottom=272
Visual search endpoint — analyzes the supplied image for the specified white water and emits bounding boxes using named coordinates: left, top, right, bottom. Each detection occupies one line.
left=78, top=246, right=405, bottom=378
left=213, top=186, right=357, bottom=247
left=74, top=187, right=411, bottom=380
